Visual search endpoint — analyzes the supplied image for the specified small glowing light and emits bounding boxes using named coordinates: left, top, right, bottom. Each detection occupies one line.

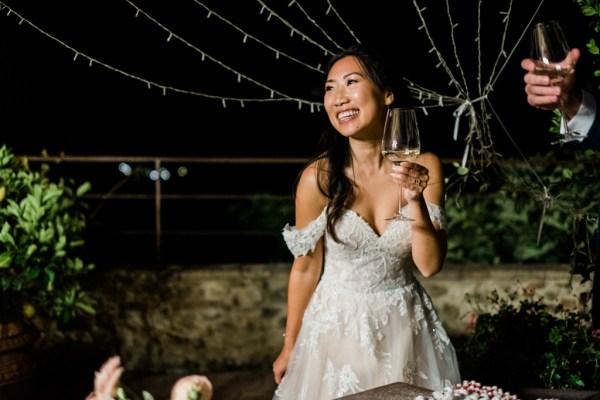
left=149, top=170, right=160, bottom=181
left=159, top=168, right=171, bottom=181
left=118, top=162, right=132, bottom=176
left=177, top=166, right=188, bottom=177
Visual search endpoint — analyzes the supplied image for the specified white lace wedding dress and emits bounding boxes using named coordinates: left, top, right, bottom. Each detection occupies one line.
left=272, top=203, right=461, bottom=400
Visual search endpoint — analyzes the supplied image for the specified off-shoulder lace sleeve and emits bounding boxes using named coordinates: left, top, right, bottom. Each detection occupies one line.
left=282, top=208, right=327, bottom=259
left=427, top=202, right=447, bottom=230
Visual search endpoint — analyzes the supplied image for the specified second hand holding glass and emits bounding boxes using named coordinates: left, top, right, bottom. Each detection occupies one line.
left=381, top=107, right=421, bottom=221
left=530, top=20, right=580, bottom=143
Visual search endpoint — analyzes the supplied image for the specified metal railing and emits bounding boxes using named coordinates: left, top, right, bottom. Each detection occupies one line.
left=27, top=155, right=309, bottom=267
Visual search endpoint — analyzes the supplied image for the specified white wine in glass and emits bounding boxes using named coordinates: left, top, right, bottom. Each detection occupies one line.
left=381, top=107, right=421, bottom=221
left=530, top=20, right=580, bottom=142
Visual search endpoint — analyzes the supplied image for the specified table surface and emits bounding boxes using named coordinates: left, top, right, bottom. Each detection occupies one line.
left=336, top=381, right=434, bottom=400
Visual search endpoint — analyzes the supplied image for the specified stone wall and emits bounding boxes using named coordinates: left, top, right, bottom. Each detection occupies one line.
left=42, top=263, right=591, bottom=374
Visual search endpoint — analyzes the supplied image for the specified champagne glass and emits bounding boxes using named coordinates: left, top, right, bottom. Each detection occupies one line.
left=530, top=20, right=580, bottom=142
left=381, top=107, right=421, bottom=221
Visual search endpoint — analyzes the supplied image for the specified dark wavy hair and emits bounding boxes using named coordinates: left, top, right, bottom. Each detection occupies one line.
left=296, top=43, right=411, bottom=242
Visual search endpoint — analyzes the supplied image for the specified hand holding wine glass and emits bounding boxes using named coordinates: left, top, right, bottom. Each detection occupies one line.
left=530, top=20, right=580, bottom=142
left=381, top=107, right=421, bottom=221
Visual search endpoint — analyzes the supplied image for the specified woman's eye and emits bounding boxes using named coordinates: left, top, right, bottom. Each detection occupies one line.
left=324, top=85, right=333, bottom=92
left=347, top=79, right=358, bottom=85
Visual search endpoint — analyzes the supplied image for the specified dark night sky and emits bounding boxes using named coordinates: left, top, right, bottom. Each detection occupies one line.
left=0, top=0, right=593, bottom=159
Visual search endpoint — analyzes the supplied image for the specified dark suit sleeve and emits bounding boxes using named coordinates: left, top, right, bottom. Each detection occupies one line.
left=582, top=110, right=600, bottom=150
left=581, top=92, right=600, bottom=150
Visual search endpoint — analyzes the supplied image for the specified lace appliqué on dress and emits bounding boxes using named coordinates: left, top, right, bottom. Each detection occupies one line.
left=426, top=202, right=446, bottom=230
left=282, top=209, right=326, bottom=258
left=282, top=203, right=445, bottom=259
left=324, top=359, right=361, bottom=398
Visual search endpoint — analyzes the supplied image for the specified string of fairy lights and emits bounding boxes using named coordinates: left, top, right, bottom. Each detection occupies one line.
left=0, top=0, right=345, bottom=112
left=403, top=0, right=546, bottom=173
left=1, top=0, right=545, bottom=174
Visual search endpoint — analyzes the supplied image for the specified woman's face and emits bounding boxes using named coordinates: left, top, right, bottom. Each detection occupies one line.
left=323, top=56, right=392, bottom=139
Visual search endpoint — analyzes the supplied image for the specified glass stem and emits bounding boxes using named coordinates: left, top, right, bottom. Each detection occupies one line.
left=554, top=98, right=580, bottom=144
left=396, top=162, right=403, bottom=216
left=559, top=98, right=571, bottom=136
left=398, top=187, right=404, bottom=216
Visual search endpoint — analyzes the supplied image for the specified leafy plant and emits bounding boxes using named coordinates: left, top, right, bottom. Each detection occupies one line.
left=459, top=287, right=600, bottom=391
left=0, top=144, right=96, bottom=328
left=446, top=147, right=600, bottom=275
left=572, top=0, right=600, bottom=83
left=228, top=194, right=294, bottom=232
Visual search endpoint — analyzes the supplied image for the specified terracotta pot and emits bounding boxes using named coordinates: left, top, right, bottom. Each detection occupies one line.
left=0, top=321, right=40, bottom=398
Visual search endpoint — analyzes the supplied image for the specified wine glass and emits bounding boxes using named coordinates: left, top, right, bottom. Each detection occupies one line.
left=381, top=107, right=421, bottom=221
left=530, top=20, right=580, bottom=142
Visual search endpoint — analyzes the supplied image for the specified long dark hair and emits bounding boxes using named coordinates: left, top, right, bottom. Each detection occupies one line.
left=297, top=43, right=410, bottom=242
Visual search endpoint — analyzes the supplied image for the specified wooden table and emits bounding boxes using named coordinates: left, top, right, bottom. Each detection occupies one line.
left=336, top=382, right=433, bottom=400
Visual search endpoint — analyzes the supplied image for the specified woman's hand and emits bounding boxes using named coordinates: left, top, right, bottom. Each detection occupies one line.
left=391, top=161, right=428, bottom=201
left=170, top=375, right=213, bottom=400
left=272, top=348, right=292, bottom=385
left=85, top=356, right=123, bottom=400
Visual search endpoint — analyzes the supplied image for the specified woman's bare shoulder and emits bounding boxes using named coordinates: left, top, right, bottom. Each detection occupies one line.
left=295, top=160, right=328, bottom=225
left=417, top=151, right=443, bottom=168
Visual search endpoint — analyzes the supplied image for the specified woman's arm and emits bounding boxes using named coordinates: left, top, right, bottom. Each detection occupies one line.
left=272, top=162, right=327, bottom=384
left=403, top=152, right=447, bottom=277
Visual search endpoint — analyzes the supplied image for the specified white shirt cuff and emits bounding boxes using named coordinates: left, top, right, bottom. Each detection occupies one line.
left=561, top=89, right=597, bottom=141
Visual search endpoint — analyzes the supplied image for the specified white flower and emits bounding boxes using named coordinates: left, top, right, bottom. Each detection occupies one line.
left=170, top=375, right=213, bottom=400
left=86, top=355, right=124, bottom=400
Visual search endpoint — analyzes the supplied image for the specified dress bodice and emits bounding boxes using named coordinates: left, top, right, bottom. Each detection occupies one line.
left=282, top=203, right=446, bottom=292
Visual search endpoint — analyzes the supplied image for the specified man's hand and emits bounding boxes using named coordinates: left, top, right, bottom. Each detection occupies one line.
left=521, top=48, right=582, bottom=119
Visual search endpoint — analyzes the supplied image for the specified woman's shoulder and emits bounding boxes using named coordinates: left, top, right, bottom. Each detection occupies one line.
left=295, top=159, right=328, bottom=226
left=301, top=157, right=329, bottom=175
left=298, top=159, right=329, bottom=192
left=417, top=151, right=443, bottom=169
left=417, top=151, right=441, bottom=162
left=297, top=161, right=321, bottom=193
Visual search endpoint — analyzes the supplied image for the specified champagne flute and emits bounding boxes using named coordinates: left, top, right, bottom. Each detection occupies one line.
left=381, top=107, right=421, bottom=221
left=530, top=20, right=580, bottom=142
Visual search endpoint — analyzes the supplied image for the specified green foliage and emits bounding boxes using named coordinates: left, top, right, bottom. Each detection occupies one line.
left=229, top=194, right=294, bottom=232
left=573, top=0, right=600, bottom=84
left=446, top=189, right=566, bottom=265
left=459, top=288, right=600, bottom=390
left=446, top=147, right=600, bottom=282
left=0, top=145, right=95, bottom=328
